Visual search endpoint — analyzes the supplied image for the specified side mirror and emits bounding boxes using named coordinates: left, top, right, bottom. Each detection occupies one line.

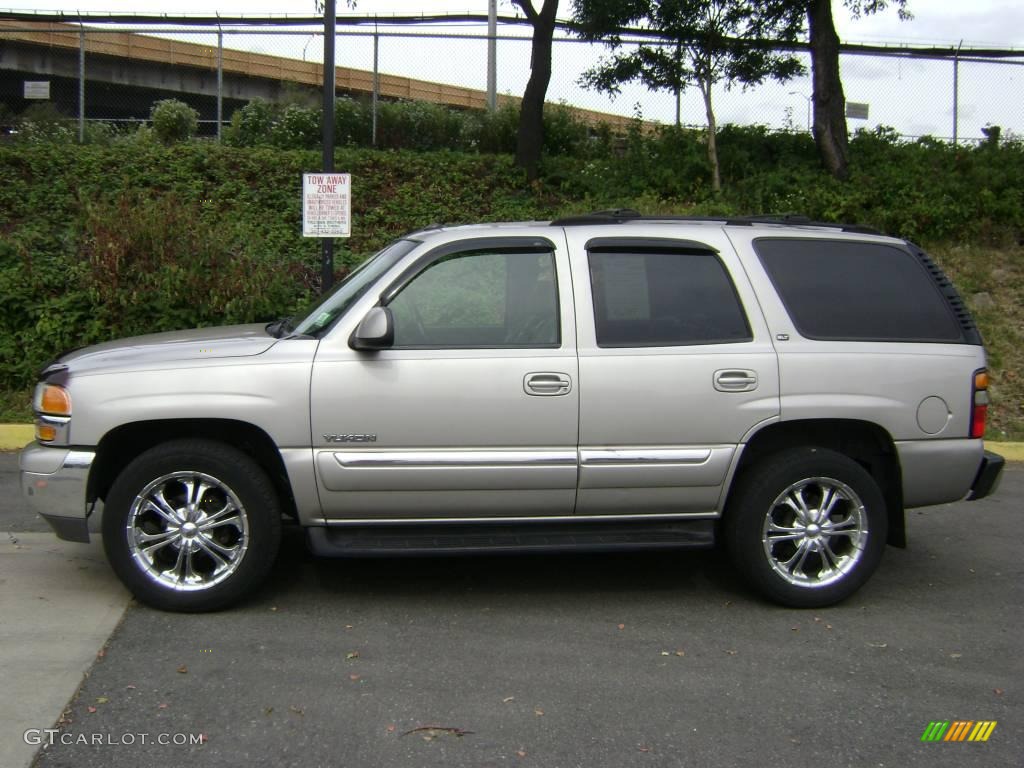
left=349, top=306, right=394, bottom=350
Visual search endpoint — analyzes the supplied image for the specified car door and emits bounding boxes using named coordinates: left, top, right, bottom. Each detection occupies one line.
left=563, top=226, right=780, bottom=517
left=309, top=234, right=579, bottom=520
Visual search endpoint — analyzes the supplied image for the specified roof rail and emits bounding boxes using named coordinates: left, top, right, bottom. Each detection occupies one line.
left=550, top=210, right=882, bottom=235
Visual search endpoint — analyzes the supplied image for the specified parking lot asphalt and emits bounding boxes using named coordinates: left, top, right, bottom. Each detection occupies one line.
left=2, top=453, right=1021, bottom=768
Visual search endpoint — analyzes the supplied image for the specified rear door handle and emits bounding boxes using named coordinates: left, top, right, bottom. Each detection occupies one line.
left=714, top=369, right=758, bottom=392
left=524, top=372, right=572, bottom=396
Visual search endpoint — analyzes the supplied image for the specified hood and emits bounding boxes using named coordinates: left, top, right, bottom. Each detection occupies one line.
left=57, top=324, right=279, bottom=375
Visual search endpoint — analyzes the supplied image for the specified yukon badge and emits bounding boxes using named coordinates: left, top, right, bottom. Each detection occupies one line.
left=323, top=433, right=378, bottom=443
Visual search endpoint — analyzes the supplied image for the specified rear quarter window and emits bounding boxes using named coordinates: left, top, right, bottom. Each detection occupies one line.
left=754, top=238, right=964, bottom=342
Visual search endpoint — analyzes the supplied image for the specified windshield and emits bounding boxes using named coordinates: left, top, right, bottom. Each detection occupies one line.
left=292, top=239, right=420, bottom=336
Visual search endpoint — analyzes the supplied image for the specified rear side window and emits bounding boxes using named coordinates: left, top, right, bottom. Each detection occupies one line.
left=755, top=238, right=963, bottom=342
left=588, top=248, right=752, bottom=347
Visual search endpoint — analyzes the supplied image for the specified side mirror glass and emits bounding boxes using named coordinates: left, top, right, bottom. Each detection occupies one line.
left=349, top=306, right=394, bottom=350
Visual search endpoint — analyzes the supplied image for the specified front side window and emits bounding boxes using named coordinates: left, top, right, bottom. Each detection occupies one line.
left=387, top=249, right=559, bottom=348
left=588, top=248, right=752, bottom=347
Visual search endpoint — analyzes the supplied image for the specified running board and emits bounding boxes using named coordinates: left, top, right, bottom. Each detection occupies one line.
left=306, top=519, right=715, bottom=558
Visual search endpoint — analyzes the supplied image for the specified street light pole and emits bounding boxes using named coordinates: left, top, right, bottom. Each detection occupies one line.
left=321, top=0, right=336, bottom=293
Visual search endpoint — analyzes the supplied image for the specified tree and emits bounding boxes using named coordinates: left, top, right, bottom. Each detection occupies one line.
left=804, top=0, right=910, bottom=180
left=511, top=0, right=560, bottom=181
left=574, top=0, right=805, bottom=193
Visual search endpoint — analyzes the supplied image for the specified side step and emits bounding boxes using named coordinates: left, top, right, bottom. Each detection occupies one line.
left=306, top=519, right=715, bottom=558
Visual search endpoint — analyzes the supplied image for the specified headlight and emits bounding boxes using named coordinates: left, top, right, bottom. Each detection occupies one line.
left=33, top=383, right=72, bottom=443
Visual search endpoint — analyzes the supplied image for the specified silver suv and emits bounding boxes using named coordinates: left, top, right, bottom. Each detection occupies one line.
left=20, top=213, right=1004, bottom=611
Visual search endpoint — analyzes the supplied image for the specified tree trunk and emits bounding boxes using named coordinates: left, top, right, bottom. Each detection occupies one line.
left=700, top=78, right=721, bottom=194
left=807, top=0, right=849, bottom=180
left=514, top=1, right=558, bottom=181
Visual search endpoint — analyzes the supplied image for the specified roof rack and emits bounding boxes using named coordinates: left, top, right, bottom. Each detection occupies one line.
left=549, top=210, right=881, bottom=236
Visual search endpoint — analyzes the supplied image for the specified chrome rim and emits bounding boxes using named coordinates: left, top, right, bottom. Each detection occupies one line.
left=761, top=476, right=868, bottom=589
left=126, top=471, right=249, bottom=591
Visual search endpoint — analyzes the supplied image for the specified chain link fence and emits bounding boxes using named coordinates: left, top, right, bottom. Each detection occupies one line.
left=2, top=17, right=1022, bottom=144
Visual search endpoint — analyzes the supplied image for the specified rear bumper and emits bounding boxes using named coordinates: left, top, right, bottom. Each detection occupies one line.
left=967, top=451, right=1004, bottom=501
left=19, top=443, right=95, bottom=543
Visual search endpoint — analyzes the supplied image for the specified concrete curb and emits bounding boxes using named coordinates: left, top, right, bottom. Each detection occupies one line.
left=0, top=425, right=34, bottom=452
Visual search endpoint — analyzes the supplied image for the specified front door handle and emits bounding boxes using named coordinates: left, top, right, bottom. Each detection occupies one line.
left=714, top=369, right=758, bottom=392
left=524, top=372, right=572, bottom=396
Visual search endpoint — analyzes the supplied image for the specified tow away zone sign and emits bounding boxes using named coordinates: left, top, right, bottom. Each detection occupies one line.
left=302, top=173, right=351, bottom=238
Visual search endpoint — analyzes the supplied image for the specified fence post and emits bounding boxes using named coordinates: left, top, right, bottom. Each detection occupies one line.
left=952, top=40, right=962, bottom=145
left=78, top=24, right=85, bottom=143
left=372, top=29, right=379, bottom=147
left=216, top=27, right=224, bottom=141
left=487, top=0, right=497, bottom=111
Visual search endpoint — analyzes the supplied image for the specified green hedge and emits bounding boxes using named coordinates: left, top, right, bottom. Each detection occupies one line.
left=1, top=133, right=1022, bottom=434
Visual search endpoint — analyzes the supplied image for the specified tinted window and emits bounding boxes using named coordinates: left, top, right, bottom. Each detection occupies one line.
left=755, top=238, right=963, bottom=342
left=588, top=250, right=752, bottom=347
left=388, top=249, right=559, bottom=348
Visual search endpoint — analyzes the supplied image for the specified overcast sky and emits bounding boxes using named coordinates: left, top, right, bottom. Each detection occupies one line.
left=4, top=1, right=1022, bottom=139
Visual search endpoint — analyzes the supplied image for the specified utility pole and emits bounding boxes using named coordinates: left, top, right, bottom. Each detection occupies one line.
left=321, top=0, right=336, bottom=293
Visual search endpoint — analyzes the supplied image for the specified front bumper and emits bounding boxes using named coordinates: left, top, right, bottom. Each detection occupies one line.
left=19, top=443, right=96, bottom=543
left=967, top=451, right=1004, bottom=501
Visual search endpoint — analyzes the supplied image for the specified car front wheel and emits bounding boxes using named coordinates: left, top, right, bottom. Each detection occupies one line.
left=102, top=439, right=281, bottom=612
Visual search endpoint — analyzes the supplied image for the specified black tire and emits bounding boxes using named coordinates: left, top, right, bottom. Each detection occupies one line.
left=724, top=447, right=888, bottom=608
left=102, top=439, right=282, bottom=612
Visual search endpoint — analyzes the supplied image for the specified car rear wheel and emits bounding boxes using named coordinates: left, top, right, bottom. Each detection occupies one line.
left=725, top=447, right=888, bottom=608
left=102, top=439, right=281, bottom=612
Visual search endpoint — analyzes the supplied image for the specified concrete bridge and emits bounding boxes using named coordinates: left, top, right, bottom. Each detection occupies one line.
left=0, top=20, right=634, bottom=133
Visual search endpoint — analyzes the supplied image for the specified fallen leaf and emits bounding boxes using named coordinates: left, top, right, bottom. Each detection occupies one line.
left=516, top=750, right=527, bottom=758
left=349, top=674, right=361, bottom=682
left=125, top=684, right=137, bottom=690
left=638, top=745, right=651, bottom=753
left=534, top=708, right=544, bottom=717
left=177, top=665, right=188, bottom=674
left=290, top=706, right=304, bottom=716
left=346, top=651, right=359, bottom=660
left=96, top=697, right=109, bottom=704
left=660, top=651, right=670, bottom=656
left=386, top=724, right=396, bottom=733
left=814, top=617, right=822, bottom=623
left=825, top=624, right=833, bottom=630
left=725, top=650, right=738, bottom=655
left=87, top=706, right=97, bottom=714
left=503, top=696, right=515, bottom=703
left=617, top=624, right=625, bottom=630
left=345, top=624, right=353, bottom=629
left=950, top=653, right=963, bottom=659
left=969, top=568, right=976, bottom=574
left=97, top=649, right=106, bottom=659
left=791, top=626, right=799, bottom=632
left=264, top=707, right=274, bottom=715
left=158, top=703, right=168, bottom=710
left=675, top=650, right=685, bottom=657
left=994, top=688, right=1004, bottom=696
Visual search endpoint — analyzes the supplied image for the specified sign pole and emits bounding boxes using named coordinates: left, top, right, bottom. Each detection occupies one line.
left=321, top=0, right=336, bottom=294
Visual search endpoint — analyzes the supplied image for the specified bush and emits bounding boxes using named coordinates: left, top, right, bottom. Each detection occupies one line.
left=151, top=99, right=199, bottom=144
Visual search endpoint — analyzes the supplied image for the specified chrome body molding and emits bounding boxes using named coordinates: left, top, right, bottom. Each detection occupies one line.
left=580, top=448, right=713, bottom=466
left=333, top=450, right=577, bottom=468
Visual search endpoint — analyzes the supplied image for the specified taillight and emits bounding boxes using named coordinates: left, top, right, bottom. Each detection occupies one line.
left=970, top=369, right=989, bottom=439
